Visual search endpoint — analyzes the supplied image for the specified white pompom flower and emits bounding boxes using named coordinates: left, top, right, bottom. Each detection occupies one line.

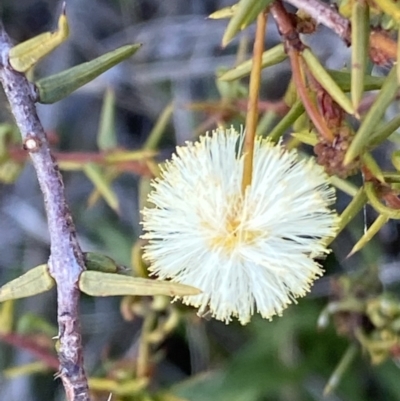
left=141, top=127, right=338, bottom=325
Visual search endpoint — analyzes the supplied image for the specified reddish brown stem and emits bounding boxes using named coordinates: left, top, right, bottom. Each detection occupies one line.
left=8, top=148, right=154, bottom=177
left=271, top=1, right=334, bottom=143
left=288, top=49, right=334, bottom=142
left=0, top=333, right=59, bottom=370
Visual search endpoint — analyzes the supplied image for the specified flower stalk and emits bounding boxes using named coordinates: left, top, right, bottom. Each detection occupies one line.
left=242, top=10, right=267, bottom=192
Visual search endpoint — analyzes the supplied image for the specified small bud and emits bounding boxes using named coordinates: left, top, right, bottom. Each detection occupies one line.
left=84, top=252, right=125, bottom=274
left=23, top=135, right=41, bottom=152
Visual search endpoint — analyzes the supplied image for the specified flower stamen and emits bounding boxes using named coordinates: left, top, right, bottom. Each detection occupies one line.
left=141, top=128, right=338, bottom=324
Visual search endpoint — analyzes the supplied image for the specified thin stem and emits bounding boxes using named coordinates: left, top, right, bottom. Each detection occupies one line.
left=137, top=310, right=157, bottom=378
left=0, top=22, right=90, bottom=401
left=324, top=344, right=358, bottom=395
left=241, top=10, right=267, bottom=192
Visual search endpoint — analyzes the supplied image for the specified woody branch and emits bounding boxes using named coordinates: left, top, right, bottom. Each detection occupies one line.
left=0, top=21, right=91, bottom=401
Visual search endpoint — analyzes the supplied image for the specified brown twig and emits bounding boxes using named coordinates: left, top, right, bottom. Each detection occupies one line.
left=283, top=0, right=350, bottom=42
left=283, top=0, right=397, bottom=64
left=0, top=22, right=91, bottom=401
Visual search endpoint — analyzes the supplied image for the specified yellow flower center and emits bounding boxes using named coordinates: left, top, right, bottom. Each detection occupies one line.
left=206, top=197, right=264, bottom=253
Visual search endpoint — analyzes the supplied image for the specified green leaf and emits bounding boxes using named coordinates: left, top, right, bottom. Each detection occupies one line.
left=291, top=129, right=318, bottom=146
left=0, top=265, right=55, bottom=302
left=268, top=100, right=304, bottom=142
left=3, top=362, right=50, bottom=378
left=218, top=44, right=287, bottom=81
left=35, top=43, right=142, bottom=104
left=16, top=312, right=57, bottom=336
left=97, top=87, right=117, bottom=151
left=373, top=0, right=400, bottom=23
left=324, top=344, right=359, bottom=395
left=0, top=123, right=19, bottom=159
left=329, top=176, right=359, bottom=197
left=79, top=270, right=201, bottom=297
left=392, top=150, right=400, bottom=171
left=345, top=67, right=399, bottom=164
left=83, top=163, right=119, bottom=213
left=9, top=5, right=69, bottom=72
left=302, top=48, right=355, bottom=115
left=222, top=0, right=274, bottom=46
left=361, top=152, right=384, bottom=182
left=87, top=169, right=119, bottom=209
left=0, top=159, right=24, bottom=184
left=0, top=300, right=14, bottom=334
left=335, top=187, right=367, bottom=237
left=348, top=214, right=389, bottom=257
left=351, top=0, right=369, bottom=111
left=328, top=70, right=385, bottom=92
left=368, top=113, right=400, bottom=149
left=144, top=102, right=174, bottom=151
left=88, top=377, right=149, bottom=395
left=209, top=4, right=238, bottom=19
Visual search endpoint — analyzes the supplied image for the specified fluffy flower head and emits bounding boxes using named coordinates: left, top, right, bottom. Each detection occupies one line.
left=141, top=128, right=338, bottom=324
